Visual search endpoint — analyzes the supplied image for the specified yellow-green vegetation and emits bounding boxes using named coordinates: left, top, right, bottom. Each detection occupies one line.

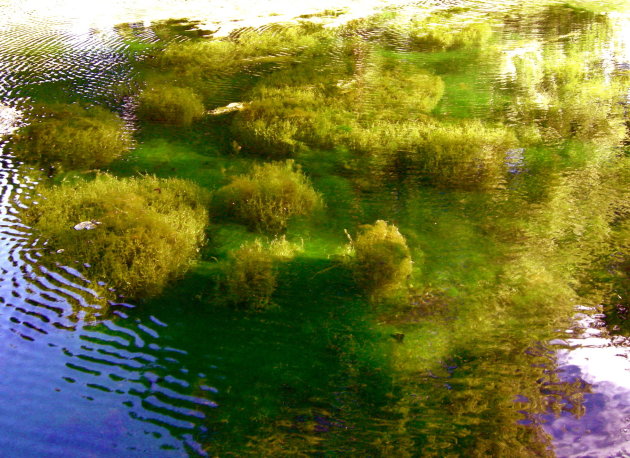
left=410, top=119, right=518, bottom=187
left=9, top=104, right=132, bottom=171
left=507, top=7, right=627, bottom=151
left=408, top=19, right=493, bottom=51
left=13, top=4, right=629, bottom=456
left=231, top=86, right=325, bottom=156
left=512, top=54, right=627, bottom=149
left=156, top=22, right=334, bottom=77
left=23, top=174, right=209, bottom=299
left=354, top=8, right=494, bottom=51
left=245, top=113, right=516, bottom=187
left=223, top=236, right=302, bottom=310
left=346, top=220, right=413, bottom=299
left=229, top=47, right=517, bottom=187
left=342, top=8, right=494, bottom=52
left=353, top=65, right=445, bottom=120
left=213, top=160, right=323, bottom=233
left=136, top=84, right=205, bottom=125
left=231, top=56, right=449, bottom=161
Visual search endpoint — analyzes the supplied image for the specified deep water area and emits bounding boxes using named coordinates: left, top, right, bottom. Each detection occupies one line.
left=0, top=0, right=628, bottom=456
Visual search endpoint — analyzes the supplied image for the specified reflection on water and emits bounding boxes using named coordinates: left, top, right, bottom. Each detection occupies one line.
left=0, top=0, right=628, bottom=456
left=549, top=309, right=630, bottom=457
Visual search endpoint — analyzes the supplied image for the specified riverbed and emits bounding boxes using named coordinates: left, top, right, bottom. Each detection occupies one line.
left=0, top=0, right=628, bottom=456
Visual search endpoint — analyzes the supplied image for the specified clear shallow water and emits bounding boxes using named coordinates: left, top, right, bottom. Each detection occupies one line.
left=0, top=0, right=629, bottom=456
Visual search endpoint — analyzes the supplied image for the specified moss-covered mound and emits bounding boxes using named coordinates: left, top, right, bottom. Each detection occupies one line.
left=347, top=220, right=413, bottom=299
left=136, top=84, right=205, bottom=125
left=407, top=19, right=493, bottom=51
left=155, top=23, right=334, bottom=77
left=410, top=119, right=518, bottom=187
left=230, top=61, right=445, bottom=157
left=223, top=236, right=302, bottom=310
left=23, top=174, right=210, bottom=299
left=213, top=160, right=323, bottom=233
left=9, top=104, right=132, bottom=171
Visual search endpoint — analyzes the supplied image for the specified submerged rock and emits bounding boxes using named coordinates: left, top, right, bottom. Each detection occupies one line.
left=73, top=220, right=102, bottom=231
left=208, top=102, right=247, bottom=116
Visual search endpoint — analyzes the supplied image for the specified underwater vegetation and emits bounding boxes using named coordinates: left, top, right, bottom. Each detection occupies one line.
left=504, top=4, right=628, bottom=155
left=405, top=12, right=494, bottom=51
left=9, top=104, right=132, bottom=172
left=228, top=41, right=522, bottom=188
left=23, top=174, right=209, bottom=299
left=9, top=2, right=629, bottom=455
left=230, top=54, right=447, bottom=158
left=343, top=7, right=494, bottom=52
left=136, top=84, right=205, bottom=125
left=213, top=160, right=323, bottom=233
left=223, top=236, right=302, bottom=310
left=346, top=220, right=413, bottom=300
left=154, top=22, right=335, bottom=78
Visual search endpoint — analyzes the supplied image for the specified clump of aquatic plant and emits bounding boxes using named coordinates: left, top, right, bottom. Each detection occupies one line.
left=544, top=78, right=627, bottom=147
left=231, top=86, right=325, bottom=156
left=357, top=8, right=494, bottom=51
left=136, top=84, right=205, bottom=125
left=231, top=55, right=445, bottom=156
left=411, top=119, right=518, bottom=187
left=355, top=66, right=445, bottom=120
left=341, top=8, right=493, bottom=52
left=328, top=117, right=516, bottom=187
left=346, top=220, right=413, bottom=299
left=156, top=22, right=334, bottom=78
left=213, top=160, right=323, bottom=233
left=408, top=19, right=492, bottom=51
left=223, top=236, right=302, bottom=310
left=233, top=67, right=509, bottom=187
left=9, top=104, right=132, bottom=172
left=22, top=174, right=209, bottom=299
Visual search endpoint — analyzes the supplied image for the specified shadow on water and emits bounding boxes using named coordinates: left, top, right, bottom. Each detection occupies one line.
left=131, top=254, right=397, bottom=455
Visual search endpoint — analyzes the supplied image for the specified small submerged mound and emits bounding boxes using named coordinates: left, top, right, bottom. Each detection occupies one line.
left=23, top=174, right=210, bottom=300
left=346, top=220, right=413, bottom=300
left=213, top=160, right=323, bottom=234
left=136, top=84, right=205, bottom=126
left=223, top=236, right=302, bottom=310
left=9, top=104, right=133, bottom=172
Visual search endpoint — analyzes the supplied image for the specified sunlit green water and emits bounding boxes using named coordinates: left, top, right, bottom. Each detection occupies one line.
left=0, top=1, right=628, bottom=456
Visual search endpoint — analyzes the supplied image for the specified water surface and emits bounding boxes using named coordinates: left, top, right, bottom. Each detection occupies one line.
left=0, top=0, right=629, bottom=456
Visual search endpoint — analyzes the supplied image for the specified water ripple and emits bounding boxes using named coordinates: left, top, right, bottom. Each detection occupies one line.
left=0, top=11, right=220, bottom=456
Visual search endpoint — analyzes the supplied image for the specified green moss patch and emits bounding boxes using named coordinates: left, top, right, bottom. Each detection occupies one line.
left=136, top=84, right=205, bottom=125
left=9, top=104, right=132, bottom=172
left=23, top=174, right=210, bottom=299
left=213, top=160, right=323, bottom=233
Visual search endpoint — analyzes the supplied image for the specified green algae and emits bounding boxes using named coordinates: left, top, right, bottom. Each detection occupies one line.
left=9, top=104, right=132, bottom=172
left=213, top=160, right=323, bottom=233
left=222, top=236, right=303, bottom=310
left=14, top=3, right=630, bottom=455
left=345, top=220, right=414, bottom=300
left=23, top=174, right=209, bottom=299
left=136, top=84, right=205, bottom=125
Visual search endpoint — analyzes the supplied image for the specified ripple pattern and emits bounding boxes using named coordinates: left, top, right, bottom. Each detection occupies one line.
left=0, top=13, right=219, bottom=458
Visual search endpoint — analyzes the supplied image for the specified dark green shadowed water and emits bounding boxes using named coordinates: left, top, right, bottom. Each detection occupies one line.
left=0, top=1, right=628, bottom=456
